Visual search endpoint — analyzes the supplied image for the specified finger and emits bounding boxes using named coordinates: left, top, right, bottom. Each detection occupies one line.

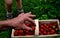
left=14, top=27, right=21, bottom=30
left=25, top=12, right=31, bottom=15
left=18, top=13, right=24, bottom=17
left=28, top=12, right=31, bottom=14
left=29, top=15, right=36, bottom=18
left=27, top=12, right=36, bottom=17
left=14, top=26, right=21, bottom=30
left=27, top=17, right=35, bottom=25
left=22, top=24, right=32, bottom=30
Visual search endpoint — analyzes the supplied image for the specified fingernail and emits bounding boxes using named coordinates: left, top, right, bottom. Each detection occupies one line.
left=29, top=12, right=31, bottom=13
left=34, top=15, right=36, bottom=17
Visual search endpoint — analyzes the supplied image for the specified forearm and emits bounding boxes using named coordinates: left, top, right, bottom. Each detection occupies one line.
left=0, top=20, right=9, bottom=27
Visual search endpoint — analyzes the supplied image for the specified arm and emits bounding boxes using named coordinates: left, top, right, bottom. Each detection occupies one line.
left=0, top=20, right=11, bottom=30
left=0, top=12, right=35, bottom=30
left=0, top=21, right=8, bottom=27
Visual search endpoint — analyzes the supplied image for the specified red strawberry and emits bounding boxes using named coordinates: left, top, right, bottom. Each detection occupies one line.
left=51, top=29, right=55, bottom=32
left=26, top=34, right=30, bottom=36
left=18, top=34, right=22, bottom=36
left=39, top=31, right=41, bottom=34
left=50, top=29, right=55, bottom=34
left=40, top=25, right=44, bottom=28
left=29, top=32, right=32, bottom=35
left=46, top=26, right=49, bottom=29
left=43, top=31, right=47, bottom=35
left=39, top=32, right=43, bottom=35
left=25, top=24, right=30, bottom=26
left=49, top=28, right=52, bottom=30
left=19, top=30, right=23, bottom=33
left=44, top=24, right=47, bottom=26
left=14, top=30, right=19, bottom=36
left=40, top=28, right=44, bottom=32
left=32, top=26, right=35, bottom=30
left=14, top=32, right=18, bottom=36
left=25, top=30, right=29, bottom=33
left=48, top=24, right=51, bottom=26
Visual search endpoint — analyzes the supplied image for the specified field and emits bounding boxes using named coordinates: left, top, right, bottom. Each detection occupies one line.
left=0, top=0, right=60, bottom=38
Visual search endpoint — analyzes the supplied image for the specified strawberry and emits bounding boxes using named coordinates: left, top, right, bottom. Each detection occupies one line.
left=14, top=32, right=18, bottom=36
left=43, top=31, right=47, bottom=35
left=25, top=24, right=30, bottom=26
left=32, top=26, right=35, bottom=30
left=47, top=32, right=50, bottom=35
left=46, top=26, right=49, bottom=29
left=40, top=28, right=44, bottom=32
left=51, top=29, right=55, bottom=32
left=18, top=34, right=22, bottom=36
left=44, top=24, right=47, bottom=26
left=25, top=30, right=29, bottom=33
left=40, top=25, right=44, bottom=28
left=18, top=30, right=23, bottom=33
left=50, top=29, right=55, bottom=34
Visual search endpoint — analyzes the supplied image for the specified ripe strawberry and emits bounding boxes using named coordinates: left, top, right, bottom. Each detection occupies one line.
left=40, top=25, right=44, bottom=28
left=39, top=31, right=43, bottom=35
left=18, top=34, right=22, bottom=36
left=25, top=30, right=29, bottom=33
left=32, top=26, right=35, bottom=30
left=39, top=32, right=43, bottom=35
left=40, top=28, right=44, bottom=32
left=25, top=24, right=30, bottom=26
left=48, top=24, right=51, bottom=26
left=29, top=32, right=33, bottom=35
left=45, top=28, right=49, bottom=31
left=44, top=24, right=47, bottom=26
left=14, top=30, right=20, bottom=36
left=18, top=30, right=23, bottom=33
left=14, top=32, right=18, bottom=36
left=47, top=32, right=50, bottom=35
left=25, top=34, right=30, bottom=36
left=43, top=31, right=47, bottom=35
left=46, top=26, right=49, bottom=29
left=54, top=23, right=57, bottom=26
left=49, top=28, right=52, bottom=30
left=51, top=29, right=55, bottom=32
left=50, top=29, right=55, bottom=34
left=39, top=31, right=41, bottom=34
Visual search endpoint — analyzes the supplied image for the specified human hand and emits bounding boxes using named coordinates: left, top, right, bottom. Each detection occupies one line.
left=8, top=12, right=35, bottom=30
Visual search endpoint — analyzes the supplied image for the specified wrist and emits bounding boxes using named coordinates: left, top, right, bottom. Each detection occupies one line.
left=0, top=20, right=9, bottom=26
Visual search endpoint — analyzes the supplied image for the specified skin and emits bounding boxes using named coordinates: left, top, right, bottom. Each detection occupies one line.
left=4, top=0, right=22, bottom=11
left=0, top=12, right=35, bottom=30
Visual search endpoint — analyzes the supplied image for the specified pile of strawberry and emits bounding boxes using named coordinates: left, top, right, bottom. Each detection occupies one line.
left=14, top=22, right=36, bottom=36
left=39, top=21, right=59, bottom=35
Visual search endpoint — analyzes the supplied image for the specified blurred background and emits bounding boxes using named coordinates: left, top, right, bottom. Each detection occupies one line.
left=0, top=0, right=60, bottom=38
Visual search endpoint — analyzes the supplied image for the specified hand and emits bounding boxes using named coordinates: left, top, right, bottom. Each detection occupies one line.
left=8, top=12, right=35, bottom=30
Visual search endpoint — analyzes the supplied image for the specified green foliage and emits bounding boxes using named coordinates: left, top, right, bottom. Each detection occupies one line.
left=22, top=0, right=60, bottom=19
left=38, top=14, right=48, bottom=20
